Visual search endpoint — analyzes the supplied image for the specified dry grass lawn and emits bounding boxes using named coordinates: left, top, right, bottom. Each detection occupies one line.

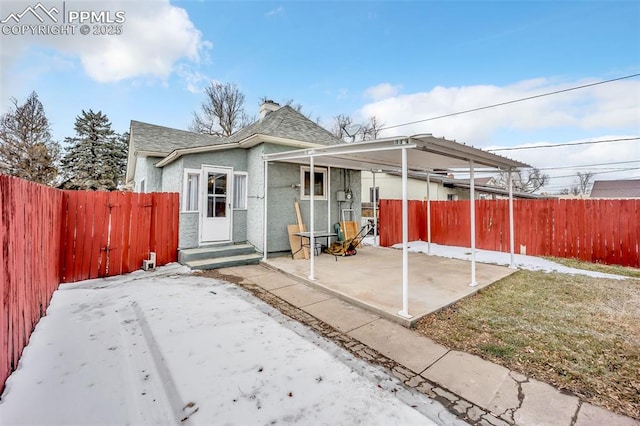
left=415, top=269, right=640, bottom=420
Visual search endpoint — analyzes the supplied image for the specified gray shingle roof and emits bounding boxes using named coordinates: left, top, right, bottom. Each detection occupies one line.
left=226, top=106, right=343, bottom=145
left=130, top=106, right=343, bottom=156
left=590, top=179, right=640, bottom=198
left=129, top=120, right=224, bottom=154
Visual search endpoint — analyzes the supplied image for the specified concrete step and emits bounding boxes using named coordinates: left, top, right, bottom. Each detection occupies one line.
left=185, top=253, right=263, bottom=270
left=179, top=243, right=256, bottom=263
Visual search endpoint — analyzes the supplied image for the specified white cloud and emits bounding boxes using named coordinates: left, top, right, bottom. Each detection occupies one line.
left=266, top=6, right=284, bottom=17
left=363, top=83, right=402, bottom=101
left=358, top=77, right=640, bottom=145
left=1, top=0, right=211, bottom=104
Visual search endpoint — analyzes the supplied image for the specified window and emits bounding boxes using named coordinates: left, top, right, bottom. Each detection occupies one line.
left=300, top=166, right=327, bottom=200
left=233, top=172, right=248, bottom=210
left=183, top=169, right=200, bottom=212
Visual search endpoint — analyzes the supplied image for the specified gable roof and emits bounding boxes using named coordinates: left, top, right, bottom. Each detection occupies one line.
left=226, top=106, right=343, bottom=145
left=129, top=120, right=224, bottom=155
left=590, top=179, right=640, bottom=198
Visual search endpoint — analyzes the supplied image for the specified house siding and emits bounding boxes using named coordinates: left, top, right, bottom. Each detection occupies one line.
left=246, top=145, right=266, bottom=251
left=177, top=150, right=249, bottom=248
left=134, top=157, right=163, bottom=192
left=179, top=212, right=199, bottom=249
left=257, top=143, right=362, bottom=254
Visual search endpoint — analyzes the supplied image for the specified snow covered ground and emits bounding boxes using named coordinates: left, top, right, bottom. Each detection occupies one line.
left=362, top=237, right=627, bottom=280
left=0, top=265, right=462, bottom=426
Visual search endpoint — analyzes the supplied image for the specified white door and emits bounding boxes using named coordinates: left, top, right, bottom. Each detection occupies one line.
left=200, top=166, right=232, bottom=243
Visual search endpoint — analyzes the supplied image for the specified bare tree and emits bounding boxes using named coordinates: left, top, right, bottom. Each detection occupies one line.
left=497, top=168, right=550, bottom=193
left=0, top=91, right=60, bottom=185
left=190, top=82, right=250, bottom=136
left=361, top=116, right=384, bottom=141
left=576, top=171, right=595, bottom=195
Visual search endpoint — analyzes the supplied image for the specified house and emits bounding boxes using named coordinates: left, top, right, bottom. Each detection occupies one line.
left=125, top=101, right=361, bottom=256
left=590, top=179, right=640, bottom=199
left=361, top=171, right=541, bottom=202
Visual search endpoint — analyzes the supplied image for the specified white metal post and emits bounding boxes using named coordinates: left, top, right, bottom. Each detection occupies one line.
left=327, top=167, right=331, bottom=237
left=426, top=171, right=431, bottom=254
left=262, top=161, right=268, bottom=261
left=470, top=160, right=477, bottom=286
left=373, top=170, right=377, bottom=245
left=309, top=156, right=316, bottom=280
left=398, top=147, right=411, bottom=319
left=508, top=168, right=515, bottom=269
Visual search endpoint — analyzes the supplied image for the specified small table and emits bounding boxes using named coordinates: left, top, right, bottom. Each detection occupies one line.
left=292, top=231, right=337, bottom=259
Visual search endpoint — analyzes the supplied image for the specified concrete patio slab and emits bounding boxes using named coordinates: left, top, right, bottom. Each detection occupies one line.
left=271, top=284, right=333, bottom=307
left=422, top=350, right=510, bottom=408
left=347, top=318, right=448, bottom=373
left=575, top=403, right=640, bottom=426
left=302, top=297, right=380, bottom=333
left=265, top=245, right=515, bottom=326
left=514, top=379, right=579, bottom=426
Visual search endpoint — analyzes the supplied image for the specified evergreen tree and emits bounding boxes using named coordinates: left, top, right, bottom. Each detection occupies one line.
left=0, top=91, right=60, bottom=185
left=61, top=110, right=127, bottom=190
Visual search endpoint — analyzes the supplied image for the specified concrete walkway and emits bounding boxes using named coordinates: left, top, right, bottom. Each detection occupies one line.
left=220, top=264, right=639, bottom=426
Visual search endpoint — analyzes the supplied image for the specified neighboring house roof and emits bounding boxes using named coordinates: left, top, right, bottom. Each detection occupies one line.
left=474, top=177, right=496, bottom=186
left=384, top=171, right=544, bottom=199
left=590, top=179, right=640, bottom=198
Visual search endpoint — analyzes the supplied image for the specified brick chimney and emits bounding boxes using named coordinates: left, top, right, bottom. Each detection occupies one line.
left=259, top=100, right=280, bottom=119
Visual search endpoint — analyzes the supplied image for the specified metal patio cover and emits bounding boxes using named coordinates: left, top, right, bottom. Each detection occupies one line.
left=262, top=134, right=529, bottom=172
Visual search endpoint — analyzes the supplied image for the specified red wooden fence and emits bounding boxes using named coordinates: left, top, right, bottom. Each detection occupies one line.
left=379, top=199, right=640, bottom=268
left=60, top=191, right=179, bottom=283
left=1, top=174, right=179, bottom=392
left=1, top=175, right=63, bottom=392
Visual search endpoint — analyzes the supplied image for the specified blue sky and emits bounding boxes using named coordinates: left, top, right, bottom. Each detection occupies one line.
left=1, top=0, right=639, bottom=191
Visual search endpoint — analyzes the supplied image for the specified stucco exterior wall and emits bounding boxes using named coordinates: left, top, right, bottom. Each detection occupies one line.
left=256, top=144, right=362, bottom=255
left=134, top=157, right=163, bottom=192
left=179, top=212, right=199, bottom=249
left=162, top=158, right=183, bottom=193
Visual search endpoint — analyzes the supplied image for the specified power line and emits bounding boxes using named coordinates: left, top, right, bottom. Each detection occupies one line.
left=529, top=160, right=640, bottom=171
left=488, top=137, right=640, bottom=152
left=379, top=73, right=640, bottom=132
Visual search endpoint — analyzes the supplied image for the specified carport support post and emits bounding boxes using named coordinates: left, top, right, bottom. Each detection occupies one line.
left=372, top=170, right=377, bottom=245
left=508, top=168, right=515, bottom=269
left=263, top=161, right=268, bottom=262
left=469, top=160, right=478, bottom=287
left=426, top=171, right=431, bottom=254
left=309, top=155, right=316, bottom=280
left=398, top=146, right=412, bottom=319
